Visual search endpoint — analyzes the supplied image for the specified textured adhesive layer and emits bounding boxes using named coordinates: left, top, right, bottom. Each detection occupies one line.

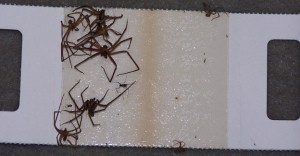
left=61, top=8, right=228, bottom=148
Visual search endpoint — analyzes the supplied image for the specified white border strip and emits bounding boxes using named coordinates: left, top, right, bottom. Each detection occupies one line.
left=0, top=5, right=63, bottom=144
left=228, top=14, right=300, bottom=150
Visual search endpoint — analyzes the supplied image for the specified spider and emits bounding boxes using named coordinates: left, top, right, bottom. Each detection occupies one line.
left=72, top=6, right=123, bottom=48
left=63, top=80, right=136, bottom=126
left=61, top=12, right=89, bottom=67
left=54, top=95, right=82, bottom=145
left=172, top=140, right=186, bottom=154
left=75, top=18, right=122, bottom=48
left=74, top=21, right=139, bottom=82
left=72, top=6, right=123, bottom=54
left=73, top=5, right=123, bottom=29
left=202, top=2, right=225, bottom=20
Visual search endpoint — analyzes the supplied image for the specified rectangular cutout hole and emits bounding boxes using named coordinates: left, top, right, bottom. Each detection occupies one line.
left=0, top=29, right=22, bottom=112
left=267, top=39, right=300, bottom=120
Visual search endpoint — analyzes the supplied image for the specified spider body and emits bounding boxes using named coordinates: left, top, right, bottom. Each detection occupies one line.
left=172, top=140, right=186, bottom=154
left=54, top=95, right=82, bottom=145
left=202, top=2, right=223, bottom=20
left=63, top=80, right=136, bottom=126
left=74, top=21, right=139, bottom=82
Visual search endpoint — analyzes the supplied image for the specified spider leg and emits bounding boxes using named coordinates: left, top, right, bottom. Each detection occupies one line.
left=173, top=140, right=180, bottom=147
left=101, top=81, right=136, bottom=108
left=68, top=81, right=81, bottom=110
left=66, top=139, right=73, bottom=145
left=181, top=141, right=186, bottom=147
left=61, top=30, right=73, bottom=67
left=73, top=7, right=97, bottom=15
left=67, top=42, right=90, bottom=56
left=56, top=133, right=60, bottom=145
left=58, top=135, right=63, bottom=145
left=99, top=89, right=109, bottom=103
left=62, top=43, right=75, bottom=68
left=54, top=111, right=60, bottom=131
left=93, top=89, right=110, bottom=111
left=211, top=11, right=220, bottom=21
left=81, top=86, right=89, bottom=104
left=81, top=15, right=92, bottom=31
left=94, top=82, right=135, bottom=114
left=61, top=81, right=84, bottom=125
left=77, top=32, right=92, bottom=42
left=111, top=37, right=132, bottom=51
left=106, top=14, right=123, bottom=20
left=70, top=135, right=78, bottom=146
left=112, top=82, right=122, bottom=90
left=93, top=107, right=106, bottom=113
left=62, top=106, right=85, bottom=125
left=66, top=121, right=82, bottom=134
left=104, top=38, right=113, bottom=47
left=60, top=21, right=65, bottom=62
left=214, top=6, right=227, bottom=15
left=54, top=95, right=64, bottom=132
left=62, top=110, right=79, bottom=113
left=75, top=52, right=101, bottom=74
left=109, top=20, right=128, bottom=51
left=89, top=115, right=100, bottom=126
left=110, top=50, right=140, bottom=76
left=101, top=55, right=117, bottom=82
left=107, top=18, right=116, bottom=27
left=106, top=23, right=121, bottom=36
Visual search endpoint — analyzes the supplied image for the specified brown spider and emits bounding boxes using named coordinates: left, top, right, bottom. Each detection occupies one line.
left=61, top=12, right=88, bottom=67
left=54, top=95, right=82, bottom=145
left=172, top=140, right=186, bottom=154
left=74, top=21, right=139, bottom=82
left=76, top=18, right=121, bottom=48
left=202, top=2, right=225, bottom=20
left=73, top=5, right=123, bottom=29
left=71, top=6, right=123, bottom=48
left=63, top=80, right=136, bottom=126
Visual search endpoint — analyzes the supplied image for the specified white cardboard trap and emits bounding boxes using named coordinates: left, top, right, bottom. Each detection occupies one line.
left=61, top=8, right=228, bottom=148
left=0, top=4, right=299, bottom=150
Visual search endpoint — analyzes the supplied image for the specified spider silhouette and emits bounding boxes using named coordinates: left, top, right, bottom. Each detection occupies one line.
left=202, top=2, right=226, bottom=20
left=63, top=80, right=136, bottom=126
left=54, top=95, right=82, bottom=145
left=172, top=140, right=186, bottom=154
left=74, top=21, right=139, bottom=82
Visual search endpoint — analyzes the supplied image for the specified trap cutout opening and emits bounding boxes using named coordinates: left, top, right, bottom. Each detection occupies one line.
left=0, top=29, right=22, bottom=112
left=267, top=39, right=300, bottom=120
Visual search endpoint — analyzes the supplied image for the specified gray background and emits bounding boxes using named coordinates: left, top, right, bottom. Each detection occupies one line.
left=1, top=0, right=300, bottom=155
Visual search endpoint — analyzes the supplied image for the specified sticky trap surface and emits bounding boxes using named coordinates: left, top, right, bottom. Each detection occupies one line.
left=61, top=8, right=228, bottom=148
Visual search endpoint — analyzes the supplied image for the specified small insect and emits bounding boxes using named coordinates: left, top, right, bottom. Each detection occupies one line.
left=54, top=95, right=82, bottom=145
left=202, top=2, right=224, bottom=20
left=172, top=140, right=186, bottom=154
left=113, top=77, right=132, bottom=94
left=204, top=58, right=206, bottom=63
left=175, top=97, right=179, bottom=100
